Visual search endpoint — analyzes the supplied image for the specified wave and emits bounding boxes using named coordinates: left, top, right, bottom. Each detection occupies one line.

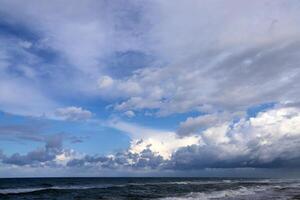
left=0, top=184, right=114, bottom=195
left=159, top=185, right=268, bottom=200
left=0, top=188, right=47, bottom=195
left=1, top=179, right=295, bottom=197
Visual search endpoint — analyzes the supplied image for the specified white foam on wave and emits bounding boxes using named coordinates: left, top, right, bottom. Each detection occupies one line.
left=0, top=188, right=47, bottom=194
left=156, top=181, right=225, bottom=185
left=159, top=185, right=268, bottom=200
left=0, top=184, right=114, bottom=194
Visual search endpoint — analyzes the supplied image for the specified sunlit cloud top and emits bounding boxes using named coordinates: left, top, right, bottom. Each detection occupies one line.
left=0, top=0, right=300, bottom=177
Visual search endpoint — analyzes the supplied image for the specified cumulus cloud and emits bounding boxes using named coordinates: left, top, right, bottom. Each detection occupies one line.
left=109, top=120, right=200, bottom=159
left=67, top=148, right=164, bottom=170
left=1, top=0, right=300, bottom=174
left=1, top=135, right=63, bottom=166
left=2, top=106, right=300, bottom=171
left=55, top=106, right=92, bottom=121
left=170, top=106, right=300, bottom=169
left=65, top=106, right=300, bottom=170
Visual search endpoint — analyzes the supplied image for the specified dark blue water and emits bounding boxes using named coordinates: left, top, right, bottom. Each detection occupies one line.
left=0, top=177, right=300, bottom=199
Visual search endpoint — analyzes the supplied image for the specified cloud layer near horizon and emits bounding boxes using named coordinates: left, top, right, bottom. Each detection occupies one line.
left=2, top=106, right=300, bottom=171
left=0, top=0, right=300, bottom=175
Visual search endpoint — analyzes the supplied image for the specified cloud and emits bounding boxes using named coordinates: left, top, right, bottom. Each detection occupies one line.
left=0, top=27, right=59, bottom=117
left=83, top=0, right=300, bottom=116
left=98, top=75, right=114, bottom=89
left=177, top=113, right=228, bottom=137
left=109, top=41, right=300, bottom=116
left=1, top=135, right=63, bottom=166
left=64, top=106, right=300, bottom=170
left=0, top=119, right=87, bottom=153
left=66, top=148, right=164, bottom=170
left=55, top=106, right=92, bottom=121
left=1, top=0, right=299, bottom=118
left=0, top=0, right=300, bottom=175
left=0, top=64, right=59, bottom=117
left=0, top=124, right=44, bottom=142
left=109, top=120, right=200, bottom=159
left=123, top=110, right=135, bottom=118
left=169, top=106, right=300, bottom=169
left=2, top=106, right=300, bottom=171
left=0, top=0, right=153, bottom=116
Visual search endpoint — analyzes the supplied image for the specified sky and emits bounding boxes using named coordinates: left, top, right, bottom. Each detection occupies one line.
left=1, top=0, right=300, bottom=177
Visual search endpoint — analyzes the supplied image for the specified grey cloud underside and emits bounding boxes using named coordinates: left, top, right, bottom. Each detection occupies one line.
left=1, top=0, right=300, bottom=173
left=1, top=106, right=300, bottom=170
left=2, top=145, right=300, bottom=169
left=65, top=146, right=300, bottom=171
left=0, top=123, right=84, bottom=144
left=0, top=124, right=84, bottom=167
left=54, top=107, right=92, bottom=121
left=67, top=149, right=164, bottom=170
left=65, top=106, right=300, bottom=170
left=0, top=124, right=45, bottom=142
left=1, top=135, right=63, bottom=166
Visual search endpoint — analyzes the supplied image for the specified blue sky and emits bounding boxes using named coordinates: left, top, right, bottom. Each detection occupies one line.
left=1, top=0, right=300, bottom=177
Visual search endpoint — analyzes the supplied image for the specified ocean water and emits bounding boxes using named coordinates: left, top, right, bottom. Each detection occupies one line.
left=0, top=177, right=300, bottom=200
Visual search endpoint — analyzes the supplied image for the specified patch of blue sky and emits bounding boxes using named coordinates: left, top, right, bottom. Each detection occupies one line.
left=0, top=140, right=41, bottom=156
left=0, top=113, right=51, bottom=154
left=0, top=112, right=130, bottom=155
left=0, top=111, right=28, bottom=124
left=64, top=127, right=130, bottom=156
left=247, top=102, right=276, bottom=118
left=0, top=19, right=38, bottom=41
left=37, top=118, right=131, bottom=155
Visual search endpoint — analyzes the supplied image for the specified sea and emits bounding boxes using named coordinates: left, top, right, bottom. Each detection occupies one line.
left=0, top=177, right=300, bottom=199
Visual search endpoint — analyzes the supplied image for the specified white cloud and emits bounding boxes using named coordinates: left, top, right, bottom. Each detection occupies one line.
left=90, top=0, right=300, bottom=116
left=65, top=106, right=300, bottom=169
left=107, top=106, right=300, bottom=168
left=98, top=75, right=114, bottom=89
left=124, top=110, right=135, bottom=118
left=0, top=77, right=58, bottom=117
left=55, top=106, right=92, bottom=121
left=109, top=120, right=200, bottom=159
left=170, top=106, right=300, bottom=168
left=55, top=149, right=83, bottom=166
left=1, top=0, right=300, bottom=117
left=1, top=0, right=300, bottom=172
